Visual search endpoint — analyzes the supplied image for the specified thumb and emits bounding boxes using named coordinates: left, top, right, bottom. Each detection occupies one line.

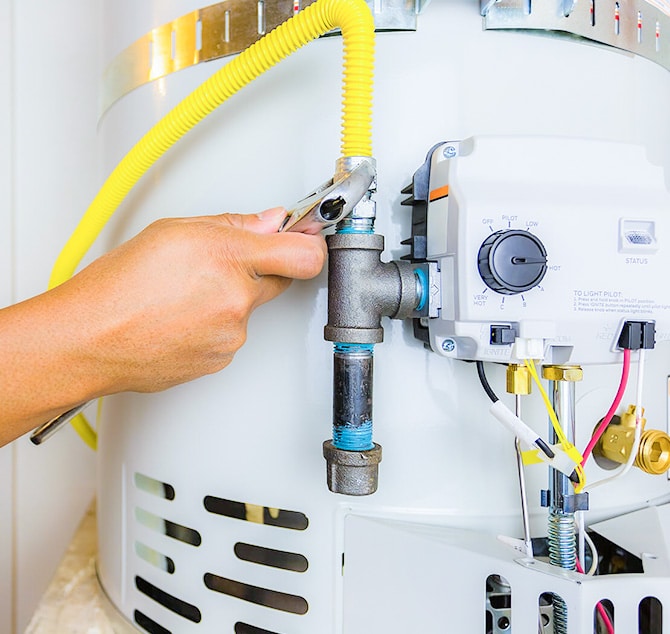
left=217, top=207, right=288, bottom=235
left=249, top=232, right=327, bottom=280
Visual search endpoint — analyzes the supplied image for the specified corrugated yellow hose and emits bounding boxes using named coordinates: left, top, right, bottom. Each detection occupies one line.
left=48, top=0, right=375, bottom=448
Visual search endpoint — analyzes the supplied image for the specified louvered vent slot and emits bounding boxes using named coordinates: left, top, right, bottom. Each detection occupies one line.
left=203, top=496, right=308, bottom=530
left=135, top=507, right=202, bottom=546
left=639, top=596, right=663, bottom=632
left=234, top=542, right=308, bottom=572
left=135, top=472, right=175, bottom=500
left=135, top=541, right=175, bottom=574
left=136, top=575, right=202, bottom=623
left=235, top=622, right=282, bottom=634
left=204, top=573, right=308, bottom=615
left=134, top=609, right=171, bottom=634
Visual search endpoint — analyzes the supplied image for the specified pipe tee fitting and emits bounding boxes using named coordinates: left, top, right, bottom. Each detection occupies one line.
left=324, top=232, right=420, bottom=344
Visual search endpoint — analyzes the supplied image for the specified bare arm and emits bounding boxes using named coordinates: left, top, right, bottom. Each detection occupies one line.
left=0, top=207, right=326, bottom=446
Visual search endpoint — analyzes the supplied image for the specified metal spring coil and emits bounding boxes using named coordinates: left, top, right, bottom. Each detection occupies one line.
left=548, top=512, right=576, bottom=570
left=552, top=595, right=569, bottom=634
left=548, top=513, right=574, bottom=634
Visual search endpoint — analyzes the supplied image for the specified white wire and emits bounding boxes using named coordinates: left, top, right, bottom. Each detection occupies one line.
left=583, top=530, right=599, bottom=576
left=574, top=516, right=600, bottom=576
left=636, top=348, right=646, bottom=415
left=577, top=510, right=586, bottom=572
left=584, top=348, right=646, bottom=492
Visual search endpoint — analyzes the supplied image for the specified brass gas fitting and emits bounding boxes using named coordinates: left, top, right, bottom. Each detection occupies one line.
left=506, top=364, right=532, bottom=395
left=595, top=405, right=670, bottom=475
left=542, top=365, right=583, bottom=382
left=637, top=430, right=670, bottom=475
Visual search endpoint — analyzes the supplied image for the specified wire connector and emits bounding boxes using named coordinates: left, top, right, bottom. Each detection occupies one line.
left=617, top=320, right=656, bottom=350
left=522, top=443, right=581, bottom=479
left=512, top=337, right=545, bottom=361
left=489, top=401, right=554, bottom=458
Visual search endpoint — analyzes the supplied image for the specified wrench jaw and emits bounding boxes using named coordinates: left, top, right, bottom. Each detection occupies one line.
left=280, top=157, right=376, bottom=234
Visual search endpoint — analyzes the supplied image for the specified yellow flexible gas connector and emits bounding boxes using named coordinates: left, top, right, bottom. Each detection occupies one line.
left=48, top=0, right=375, bottom=447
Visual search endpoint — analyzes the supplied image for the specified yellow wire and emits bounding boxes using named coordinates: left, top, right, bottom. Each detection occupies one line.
left=524, top=359, right=586, bottom=492
left=49, top=0, right=375, bottom=448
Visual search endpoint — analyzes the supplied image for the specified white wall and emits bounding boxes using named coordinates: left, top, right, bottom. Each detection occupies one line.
left=0, top=3, right=15, bottom=633
left=3, top=1, right=101, bottom=631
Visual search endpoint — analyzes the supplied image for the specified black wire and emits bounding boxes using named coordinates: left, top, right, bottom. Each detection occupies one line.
left=477, top=361, right=559, bottom=463
left=535, top=437, right=556, bottom=460
left=476, top=361, right=499, bottom=403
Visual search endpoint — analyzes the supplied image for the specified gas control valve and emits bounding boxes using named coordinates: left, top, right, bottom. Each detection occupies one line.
left=401, top=136, right=670, bottom=365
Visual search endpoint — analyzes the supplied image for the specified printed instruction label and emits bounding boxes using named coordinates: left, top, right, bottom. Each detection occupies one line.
left=573, top=289, right=670, bottom=314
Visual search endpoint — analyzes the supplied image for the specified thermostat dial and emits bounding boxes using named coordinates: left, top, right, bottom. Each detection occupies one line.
left=477, top=229, right=548, bottom=295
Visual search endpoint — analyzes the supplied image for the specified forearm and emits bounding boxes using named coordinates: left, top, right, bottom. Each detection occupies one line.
left=0, top=210, right=326, bottom=447
left=0, top=285, right=104, bottom=445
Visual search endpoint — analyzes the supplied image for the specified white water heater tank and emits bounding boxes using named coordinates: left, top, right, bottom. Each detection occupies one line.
left=96, top=1, right=670, bottom=632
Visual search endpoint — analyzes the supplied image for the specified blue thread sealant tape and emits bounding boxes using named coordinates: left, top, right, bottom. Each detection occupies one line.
left=332, top=342, right=375, bottom=451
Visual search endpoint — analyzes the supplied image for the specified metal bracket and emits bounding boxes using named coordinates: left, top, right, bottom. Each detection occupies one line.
left=539, top=488, right=589, bottom=512
left=481, top=0, right=498, bottom=16
left=422, top=261, right=441, bottom=319
left=368, top=0, right=423, bottom=30
left=482, top=0, right=670, bottom=73
left=556, top=491, right=589, bottom=513
left=562, top=0, right=577, bottom=17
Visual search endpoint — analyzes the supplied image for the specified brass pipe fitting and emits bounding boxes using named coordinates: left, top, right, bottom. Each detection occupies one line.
left=506, top=364, right=532, bottom=395
left=596, top=406, right=644, bottom=466
left=595, top=405, right=670, bottom=475
left=637, top=430, right=670, bottom=475
left=542, top=365, right=583, bottom=382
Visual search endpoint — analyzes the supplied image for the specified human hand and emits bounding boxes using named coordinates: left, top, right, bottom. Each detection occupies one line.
left=54, top=207, right=327, bottom=394
left=0, top=207, right=327, bottom=443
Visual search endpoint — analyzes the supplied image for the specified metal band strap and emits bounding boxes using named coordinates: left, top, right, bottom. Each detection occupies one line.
left=101, top=0, right=423, bottom=116
left=482, top=0, right=670, bottom=73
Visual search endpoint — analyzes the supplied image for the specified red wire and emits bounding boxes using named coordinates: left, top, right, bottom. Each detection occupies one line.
left=596, top=602, right=615, bottom=634
left=574, top=350, right=627, bottom=634
left=575, top=559, right=614, bottom=633
left=581, top=348, right=631, bottom=466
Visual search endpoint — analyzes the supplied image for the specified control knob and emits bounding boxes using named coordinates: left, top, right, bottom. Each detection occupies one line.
left=477, top=229, right=548, bottom=295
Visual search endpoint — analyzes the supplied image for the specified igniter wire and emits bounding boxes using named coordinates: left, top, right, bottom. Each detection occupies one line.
left=515, top=394, right=534, bottom=559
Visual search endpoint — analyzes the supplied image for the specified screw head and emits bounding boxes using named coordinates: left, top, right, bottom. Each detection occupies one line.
left=443, top=145, right=457, bottom=158
left=441, top=339, right=456, bottom=352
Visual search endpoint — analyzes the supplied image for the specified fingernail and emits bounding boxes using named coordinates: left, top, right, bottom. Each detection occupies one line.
left=256, top=206, right=287, bottom=221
